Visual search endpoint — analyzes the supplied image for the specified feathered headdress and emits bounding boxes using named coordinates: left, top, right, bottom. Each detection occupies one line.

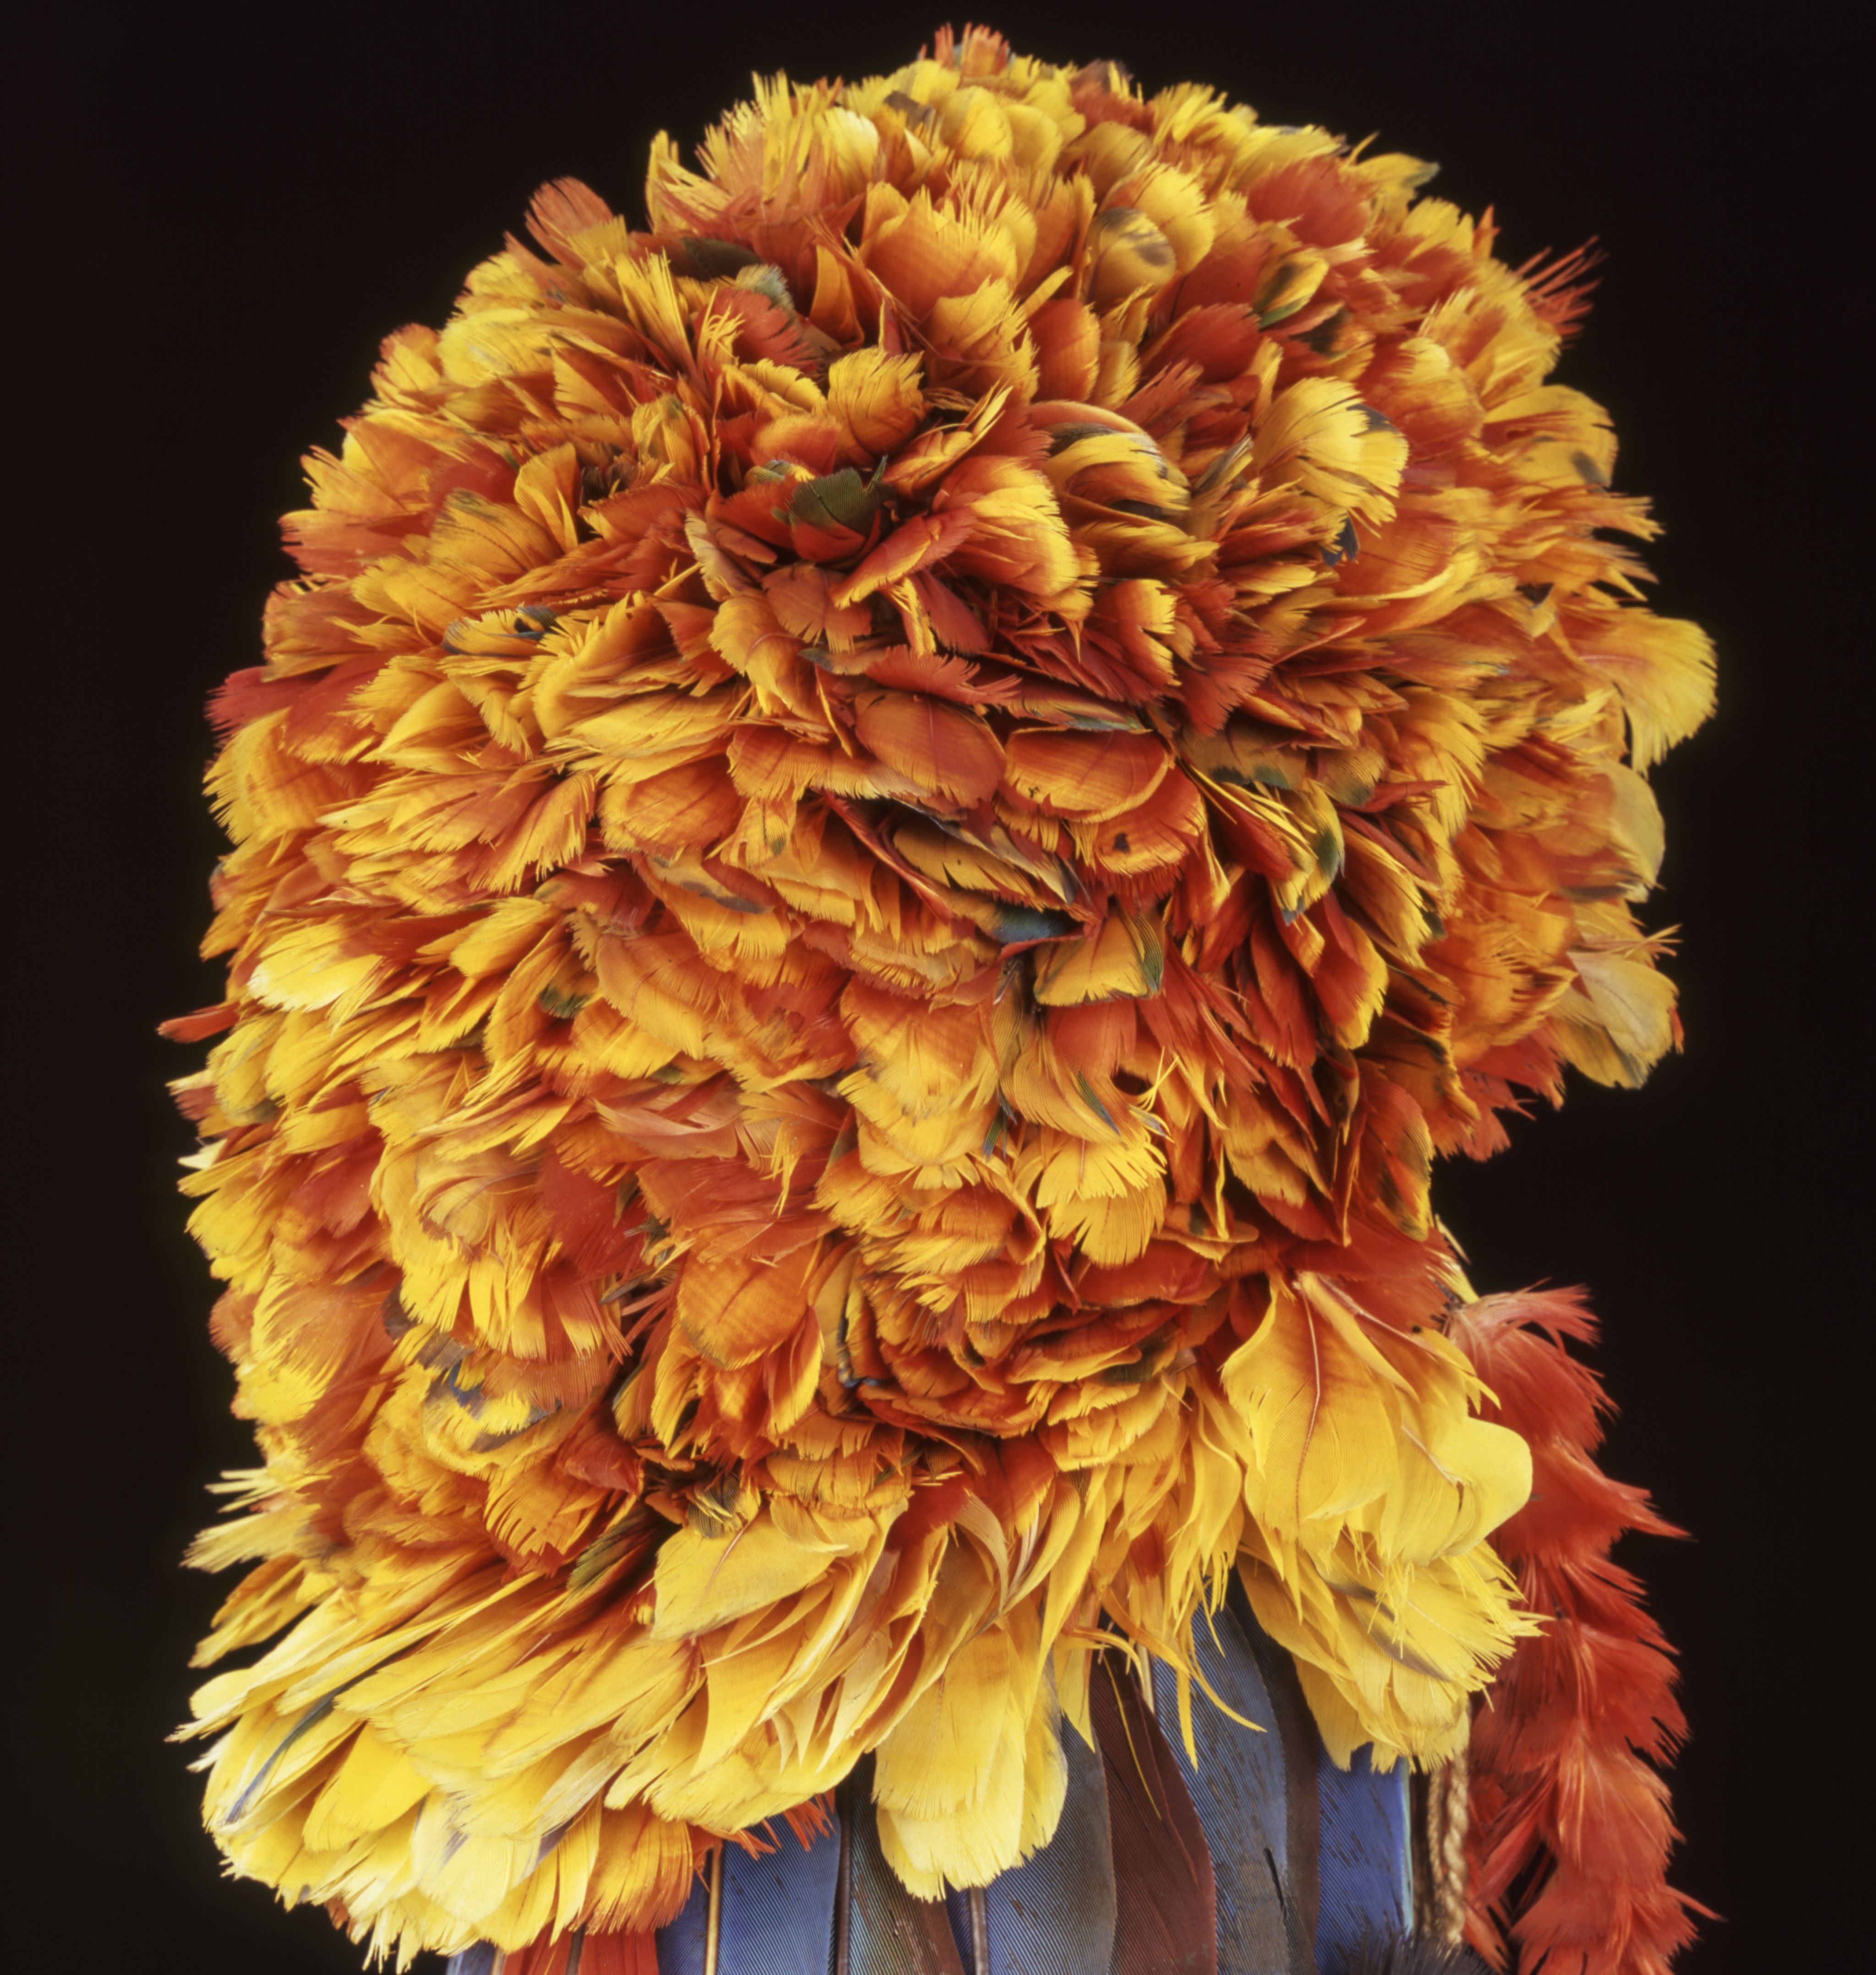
left=168, top=25, right=1712, bottom=1973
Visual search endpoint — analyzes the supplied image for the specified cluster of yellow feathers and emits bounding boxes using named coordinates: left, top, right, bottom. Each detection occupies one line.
left=172, top=25, right=1714, bottom=1966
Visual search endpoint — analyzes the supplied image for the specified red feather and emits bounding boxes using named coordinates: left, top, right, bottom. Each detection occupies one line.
left=496, top=1927, right=658, bottom=1973
left=1092, top=1660, right=1219, bottom=1974
left=1449, top=1290, right=1712, bottom=1974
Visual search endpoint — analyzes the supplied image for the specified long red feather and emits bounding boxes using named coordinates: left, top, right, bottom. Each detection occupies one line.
left=1449, top=1291, right=1710, bottom=1974
left=1092, top=1661, right=1219, bottom=1973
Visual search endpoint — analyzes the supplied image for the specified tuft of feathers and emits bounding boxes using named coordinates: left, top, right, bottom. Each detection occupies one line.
left=169, top=22, right=1710, bottom=1973
left=1449, top=1292, right=1709, bottom=1973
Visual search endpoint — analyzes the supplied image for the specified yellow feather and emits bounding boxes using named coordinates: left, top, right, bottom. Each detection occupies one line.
left=653, top=1509, right=871, bottom=1640
left=300, top=1725, right=431, bottom=1850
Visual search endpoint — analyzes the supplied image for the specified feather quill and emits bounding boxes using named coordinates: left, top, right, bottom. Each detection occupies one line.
left=651, top=1850, right=716, bottom=1975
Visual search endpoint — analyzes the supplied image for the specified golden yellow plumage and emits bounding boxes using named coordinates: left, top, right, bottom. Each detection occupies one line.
left=169, top=27, right=1712, bottom=1968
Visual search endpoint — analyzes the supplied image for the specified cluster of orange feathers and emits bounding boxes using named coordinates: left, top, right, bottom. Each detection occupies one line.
left=169, top=25, right=1711, bottom=1972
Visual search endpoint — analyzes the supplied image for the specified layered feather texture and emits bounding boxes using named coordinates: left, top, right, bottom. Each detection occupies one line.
left=170, top=24, right=1710, bottom=1971
left=440, top=1612, right=1486, bottom=1973
left=1448, top=1292, right=1708, bottom=1974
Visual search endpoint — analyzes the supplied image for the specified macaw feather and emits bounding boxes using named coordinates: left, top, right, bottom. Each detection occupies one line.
left=1092, top=1656, right=1218, bottom=1973
left=1151, top=1602, right=1311, bottom=1974
left=171, top=25, right=1708, bottom=1975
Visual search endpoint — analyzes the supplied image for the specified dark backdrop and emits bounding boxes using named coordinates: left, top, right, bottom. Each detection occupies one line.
left=17, top=4, right=1854, bottom=1968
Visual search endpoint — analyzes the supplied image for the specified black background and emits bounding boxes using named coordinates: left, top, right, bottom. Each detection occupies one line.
left=17, top=3, right=1855, bottom=1968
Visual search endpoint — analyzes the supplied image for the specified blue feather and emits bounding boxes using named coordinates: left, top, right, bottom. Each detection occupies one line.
left=655, top=1861, right=711, bottom=1975
left=1230, top=1599, right=1323, bottom=1964
left=1312, top=1746, right=1411, bottom=1975
left=657, top=1817, right=841, bottom=1975
left=444, top=1948, right=499, bottom=1975
left=1151, top=1605, right=1308, bottom=1973
left=990, top=904, right=1078, bottom=943
left=725, top=1819, right=843, bottom=1975
left=938, top=1712, right=1116, bottom=1974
